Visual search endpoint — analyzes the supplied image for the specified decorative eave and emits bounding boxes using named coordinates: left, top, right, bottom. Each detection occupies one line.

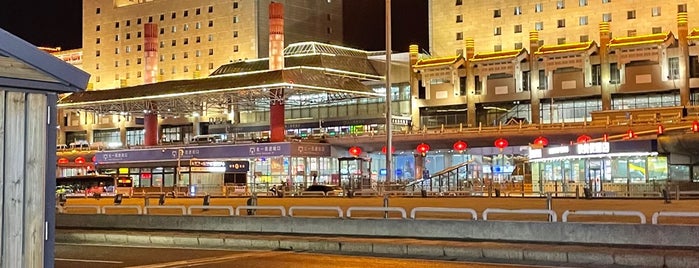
left=535, top=41, right=598, bottom=57
left=609, top=32, right=675, bottom=50
left=412, top=55, right=466, bottom=70
left=688, top=28, right=699, bottom=44
left=471, top=48, right=528, bottom=63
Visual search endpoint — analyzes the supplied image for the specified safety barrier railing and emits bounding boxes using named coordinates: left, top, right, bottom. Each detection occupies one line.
left=651, top=211, right=699, bottom=224
left=143, top=205, right=187, bottom=215
left=346, top=206, right=407, bottom=219
left=101, top=205, right=142, bottom=215
left=288, top=206, right=344, bottom=218
left=410, top=207, right=477, bottom=220
left=299, top=191, right=327, bottom=196
left=482, top=208, right=557, bottom=222
left=187, top=205, right=234, bottom=216
left=235, top=205, right=286, bottom=217
left=562, top=210, right=646, bottom=224
left=60, top=205, right=101, bottom=214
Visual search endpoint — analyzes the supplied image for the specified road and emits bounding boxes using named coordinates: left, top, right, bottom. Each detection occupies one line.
left=55, top=244, right=578, bottom=268
left=61, top=196, right=699, bottom=224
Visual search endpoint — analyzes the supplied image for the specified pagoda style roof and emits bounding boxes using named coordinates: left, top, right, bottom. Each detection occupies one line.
left=688, top=28, right=699, bottom=42
left=471, top=48, right=527, bottom=62
left=609, top=32, right=675, bottom=49
left=536, top=41, right=597, bottom=56
left=413, top=55, right=466, bottom=69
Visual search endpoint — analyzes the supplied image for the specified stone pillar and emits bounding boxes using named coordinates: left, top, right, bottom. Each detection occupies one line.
left=465, top=38, right=477, bottom=127
left=409, top=44, right=420, bottom=130
left=414, top=154, right=424, bottom=179
left=599, top=22, right=612, bottom=110
left=269, top=2, right=286, bottom=142
left=143, top=23, right=159, bottom=146
left=143, top=113, right=158, bottom=146
left=528, top=31, right=541, bottom=124
left=678, top=12, right=690, bottom=106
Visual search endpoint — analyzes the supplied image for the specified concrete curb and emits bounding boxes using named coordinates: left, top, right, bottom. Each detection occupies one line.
left=56, top=230, right=699, bottom=268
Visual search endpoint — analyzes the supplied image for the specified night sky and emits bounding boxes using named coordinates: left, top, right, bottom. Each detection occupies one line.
left=0, top=0, right=428, bottom=53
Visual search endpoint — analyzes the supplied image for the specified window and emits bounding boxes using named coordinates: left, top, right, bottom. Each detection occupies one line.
left=535, top=22, right=544, bottom=31
left=137, top=58, right=142, bottom=64
left=208, top=6, right=214, bottom=13
left=126, top=20, right=130, bottom=27
left=126, top=33, right=131, bottom=39
left=96, top=25, right=100, bottom=31
left=96, top=76, right=100, bottom=82
left=652, top=7, right=661, bottom=17
left=159, top=28, right=164, bottom=34
left=115, top=22, right=120, bottom=28
left=184, top=52, right=188, bottom=59
left=456, top=0, right=462, bottom=6
left=115, top=61, right=119, bottom=67
left=602, top=0, right=611, bottom=3
left=494, top=45, right=502, bottom=52
left=233, top=16, right=239, bottom=23
left=137, top=31, right=142, bottom=38
left=233, top=2, right=239, bottom=9
left=678, top=4, right=687, bottom=13
left=172, top=12, right=176, bottom=19
left=233, top=31, right=238, bottom=38
left=690, top=56, right=699, bottom=78
left=669, top=57, right=680, bottom=79
left=493, top=9, right=501, bottom=18
left=494, top=27, right=501, bottom=36
left=96, top=63, right=99, bottom=70
left=196, top=22, right=201, bottom=29
left=652, top=27, right=662, bottom=34
left=115, top=35, right=119, bottom=41
left=557, top=38, right=566, bottom=45
left=208, top=49, right=214, bottom=55
left=160, top=14, right=164, bottom=21
left=171, top=54, right=176, bottom=60
left=184, top=66, right=189, bottom=73
left=603, top=13, right=612, bottom=22
left=233, top=45, right=239, bottom=52
left=184, top=10, right=189, bottom=17
left=610, top=63, right=620, bottom=83
left=159, top=41, right=164, bottom=48
left=137, top=45, right=142, bottom=51
left=514, top=24, right=522, bottom=33
left=208, top=34, right=214, bottom=41
left=580, top=35, right=589, bottom=42
left=96, top=8, right=100, bottom=14
left=196, top=50, right=201, bottom=57
left=514, top=6, right=522, bottom=15
left=171, top=26, right=177, bottom=33
left=137, top=71, right=142, bottom=78
left=208, top=20, right=213, bottom=27
left=591, top=64, right=601, bottom=85
left=137, top=18, right=142, bottom=24
left=96, top=50, right=100, bottom=57
left=209, top=63, right=214, bottom=69
left=125, top=46, right=131, bottom=53
left=538, top=70, right=547, bottom=89
left=456, top=15, right=463, bottom=23
left=96, top=38, right=101, bottom=44
left=627, top=10, right=636, bottom=19
left=159, top=55, right=164, bottom=61
left=125, top=59, right=130, bottom=66
left=579, top=0, right=587, bottom=6
left=579, top=16, right=588, bottom=25
left=184, top=24, right=189, bottom=31
left=557, top=0, right=565, bottom=9
left=196, top=36, right=201, bottom=43
left=196, top=8, right=201, bottom=15
left=535, top=3, right=543, bottom=13
left=557, top=19, right=565, bottom=28
left=171, top=40, right=176, bottom=46
left=456, top=32, right=463, bottom=40
left=627, top=30, right=637, bottom=37
left=514, top=42, right=523, bottom=49
left=183, top=38, right=189, bottom=45
left=148, top=16, right=153, bottom=23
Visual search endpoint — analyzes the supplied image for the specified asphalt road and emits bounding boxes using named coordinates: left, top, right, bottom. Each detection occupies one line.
left=55, top=244, right=576, bottom=268
left=61, top=196, right=699, bottom=224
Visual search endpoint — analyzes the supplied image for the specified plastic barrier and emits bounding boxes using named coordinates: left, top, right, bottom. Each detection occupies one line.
left=651, top=211, right=699, bottom=224
left=410, top=207, right=477, bottom=220
left=101, top=205, right=142, bottom=215
left=187, top=205, right=234, bottom=216
left=61, top=205, right=101, bottom=214
left=235, top=206, right=286, bottom=217
left=143, top=205, right=186, bottom=215
left=562, top=210, right=646, bottom=224
left=346, top=206, right=406, bottom=219
left=482, top=208, right=557, bottom=222
left=288, top=206, right=343, bottom=218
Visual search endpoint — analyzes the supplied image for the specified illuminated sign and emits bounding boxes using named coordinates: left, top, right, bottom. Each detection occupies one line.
left=547, top=146, right=570, bottom=155
left=529, top=148, right=542, bottom=159
left=577, top=142, right=610, bottom=154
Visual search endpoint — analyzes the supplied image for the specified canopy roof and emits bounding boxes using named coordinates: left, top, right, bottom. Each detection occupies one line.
left=608, top=32, right=675, bottom=49
left=471, top=48, right=528, bottom=63
left=536, top=41, right=597, bottom=56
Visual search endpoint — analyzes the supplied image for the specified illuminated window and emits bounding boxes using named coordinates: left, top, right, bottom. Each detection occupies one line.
left=514, top=6, right=522, bottom=15
left=652, top=7, right=661, bottom=17
left=579, top=16, right=588, bottom=25
left=208, top=6, right=214, bottom=13
left=535, top=22, right=543, bottom=31
left=184, top=24, right=189, bottom=31
left=557, top=0, right=565, bottom=9
left=493, top=9, right=501, bottom=18
left=627, top=10, right=636, bottom=19
left=455, top=0, right=462, bottom=6
left=233, top=31, right=238, bottom=38
left=514, top=24, right=522, bottom=33
left=196, top=22, right=201, bottom=29
left=96, top=38, right=100, bottom=44
left=557, top=38, right=566, bottom=45
left=557, top=19, right=565, bottom=28
left=627, top=30, right=636, bottom=37
left=580, top=35, right=589, bottom=42
left=652, top=27, right=662, bottom=34
left=456, top=32, right=463, bottom=40
left=535, top=3, right=543, bottom=13
left=233, top=45, right=239, bottom=52
left=494, top=27, right=501, bottom=36
left=603, top=13, right=612, bottom=22
left=579, top=0, right=587, bottom=6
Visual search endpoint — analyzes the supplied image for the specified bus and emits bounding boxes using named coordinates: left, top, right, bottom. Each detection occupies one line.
left=56, top=174, right=134, bottom=197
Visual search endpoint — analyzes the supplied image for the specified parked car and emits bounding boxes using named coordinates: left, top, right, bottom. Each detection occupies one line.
left=305, top=185, right=344, bottom=196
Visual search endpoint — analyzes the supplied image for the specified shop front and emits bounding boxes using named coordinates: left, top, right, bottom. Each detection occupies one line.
left=528, top=140, right=667, bottom=195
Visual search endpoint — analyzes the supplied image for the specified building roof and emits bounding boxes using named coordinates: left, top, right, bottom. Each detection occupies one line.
left=471, top=48, right=527, bottom=62
left=412, top=55, right=466, bottom=69
left=0, top=27, right=89, bottom=93
left=535, top=41, right=597, bottom=56
left=58, top=68, right=380, bottom=115
left=608, top=32, right=675, bottom=49
left=688, top=28, right=699, bottom=42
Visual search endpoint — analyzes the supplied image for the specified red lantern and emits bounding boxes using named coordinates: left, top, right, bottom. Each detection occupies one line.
left=92, top=155, right=96, bottom=162
left=533, top=136, right=549, bottom=147
left=416, top=143, right=430, bottom=155
left=657, top=125, right=665, bottom=135
left=453, top=140, right=468, bottom=152
left=381, top=146, right=396, bottom=154
left=626, top=129, right=635, bottom=139
left=57, top=157, right=69, bottom=164
left=74, top=156, right=86, bottom=164
left=494, top=138, right=508, bottom=150
left=692, top=120, right=699, bottom=132
left=576, top=134, right=592, bottom=144
left=348, top=146, right=362, bottom=157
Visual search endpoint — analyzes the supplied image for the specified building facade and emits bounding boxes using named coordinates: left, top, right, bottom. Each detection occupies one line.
left=82, top=0, right=343, bottom=90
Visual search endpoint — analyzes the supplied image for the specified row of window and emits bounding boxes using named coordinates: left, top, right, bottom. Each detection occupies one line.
left=456, top=27, right=663, bottom=48
left=92, top=63, right=216, bottom=83
left=96, top=3, right=239, bottom=20
left=454, top=0, right=687, bottom=16
left=97, top=20, right=241, bottom=37
left=96, top=46, right=222, bottom=58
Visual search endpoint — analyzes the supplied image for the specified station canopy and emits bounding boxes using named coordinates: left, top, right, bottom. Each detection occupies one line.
left=58, top=42, right=386, bottom=116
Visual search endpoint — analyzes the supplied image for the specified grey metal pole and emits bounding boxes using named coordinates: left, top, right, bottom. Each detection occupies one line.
left=385, top=0, right=393, bottom=185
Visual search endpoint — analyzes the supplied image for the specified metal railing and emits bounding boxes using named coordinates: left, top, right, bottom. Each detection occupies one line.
left=562, top=210, right=646, bottom=224
left=410, top=207, right=477, bottom=220
left=482, top=208, right=558, bottom=222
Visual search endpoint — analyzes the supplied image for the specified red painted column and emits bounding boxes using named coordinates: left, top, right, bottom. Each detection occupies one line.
left=269, top=2, right=285, bottom=142
left=143, top=23, right=159, bottom=146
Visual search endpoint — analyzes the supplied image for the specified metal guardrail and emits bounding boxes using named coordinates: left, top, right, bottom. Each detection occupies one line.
left=299, top=191, right=326, bottom=196
left=346, top=206, right=407, bottom=219
left=288, top=206, right=343, bottom=218
left=235, top=205, right=286, bottom=217
left=187, top=205, right=234, bottom=216
left=562, top=210, right=646, bottom=224
left=410, top=207, right=477, bottom=220
left=101, top=205, right=142, bottom=215
left=143, top=205, right=187, bottom=215
left=482, top=208, right=558, bottom=222
left=651, top=211, right=699, bottom=224
left=60, top=205, right=101, bottom=214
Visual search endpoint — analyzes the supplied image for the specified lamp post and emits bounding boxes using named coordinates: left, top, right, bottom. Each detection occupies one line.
left=176, top=148, right=184, bottom=195
left=385, top=0, right=393, bottom=184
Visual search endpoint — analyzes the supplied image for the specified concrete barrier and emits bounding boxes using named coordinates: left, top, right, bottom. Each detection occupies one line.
left=56, top=214, right=699, bottom=248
